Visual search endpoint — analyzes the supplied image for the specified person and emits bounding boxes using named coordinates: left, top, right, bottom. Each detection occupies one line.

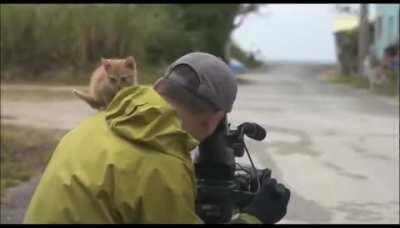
left=384, top=41, right=399, bottom=72
left=23, top=52, right=290, bottom=224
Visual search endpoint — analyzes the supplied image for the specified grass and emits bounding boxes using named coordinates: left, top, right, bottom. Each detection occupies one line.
left=1, top=67, right=90, bottom=86
left=0, top=86, right=80, bottom=102
left=325, top=74, right=370, bottom=89
left=0, top=64, right=160, bottom=102
left=0, top=124, right=67, bottom=203
left=1, top=64, right=160, bottom=87
left=321, top=68, right=399, bottom=97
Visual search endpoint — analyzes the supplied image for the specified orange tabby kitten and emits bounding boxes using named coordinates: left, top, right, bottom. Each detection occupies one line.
left=73, top=56, right=138, bottom=110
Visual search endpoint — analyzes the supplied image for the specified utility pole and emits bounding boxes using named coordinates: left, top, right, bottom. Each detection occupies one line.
left=358, top=4, right=369, bottom=77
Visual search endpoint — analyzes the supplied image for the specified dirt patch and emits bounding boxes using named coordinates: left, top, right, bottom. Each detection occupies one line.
left=1, top=85, right=86, bottom=102
left=0, top=115, right=16, bottom=120
left=1, top=85, right=96, bottom=130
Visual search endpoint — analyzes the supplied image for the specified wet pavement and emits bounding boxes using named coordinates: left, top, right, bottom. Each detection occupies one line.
left=232, top=63, right=399, bottom=224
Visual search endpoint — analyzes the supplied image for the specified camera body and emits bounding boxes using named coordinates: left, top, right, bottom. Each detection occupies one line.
left=194, top=117, right=270, bottom=223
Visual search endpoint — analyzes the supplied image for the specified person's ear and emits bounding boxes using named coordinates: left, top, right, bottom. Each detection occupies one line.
left=212, top=111, right=225, bottom=126
left=202, top=110, right=225, bottom=136
left=153, top=77, right=164, bottom=90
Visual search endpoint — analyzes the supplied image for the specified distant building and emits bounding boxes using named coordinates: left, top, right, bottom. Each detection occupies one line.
left=332, top=4, right=399, bottom=92
left=366, top=4, right=399, bottom=91
left=371, top=4, right=399, bottom=60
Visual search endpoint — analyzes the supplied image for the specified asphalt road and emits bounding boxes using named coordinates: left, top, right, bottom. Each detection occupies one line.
left=1, top=63, right=399, bottom=224
left=232, top=63, right=399, bottom=224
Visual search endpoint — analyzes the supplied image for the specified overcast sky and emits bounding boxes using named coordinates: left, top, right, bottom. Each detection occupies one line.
left=232, top=4, right=371, bottom=63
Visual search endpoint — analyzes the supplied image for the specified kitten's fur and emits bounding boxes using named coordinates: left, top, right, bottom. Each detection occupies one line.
left=73, top=56, right=138, bottom=110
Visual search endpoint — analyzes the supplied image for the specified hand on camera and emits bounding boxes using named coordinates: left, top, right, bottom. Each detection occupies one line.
left=242, top=178, right=291, bottom=224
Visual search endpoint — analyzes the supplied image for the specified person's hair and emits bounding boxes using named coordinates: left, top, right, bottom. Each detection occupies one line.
left=155, top=64, right=218, bottom=114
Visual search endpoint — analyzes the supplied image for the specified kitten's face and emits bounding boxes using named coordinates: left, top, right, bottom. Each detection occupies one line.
left=102, top=57, right=137, bottom=89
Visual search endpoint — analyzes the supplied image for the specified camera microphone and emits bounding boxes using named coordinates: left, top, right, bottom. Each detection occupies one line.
left=238, top=123, right=266, bottom=141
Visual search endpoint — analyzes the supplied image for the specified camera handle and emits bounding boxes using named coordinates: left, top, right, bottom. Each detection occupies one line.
left=195, top=178, right=257, bottom=223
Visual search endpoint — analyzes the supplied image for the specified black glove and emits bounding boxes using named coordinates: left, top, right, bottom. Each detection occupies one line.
left=242, top=178, right=291, bottom=224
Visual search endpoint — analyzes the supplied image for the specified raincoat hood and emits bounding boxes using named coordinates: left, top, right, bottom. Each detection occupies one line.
left=105, top=86, right=199, bottom=160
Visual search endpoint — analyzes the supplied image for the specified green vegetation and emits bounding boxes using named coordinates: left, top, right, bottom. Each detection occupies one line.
left=1, top=4, right=261, bottom=84
left=382, top=70, right=400, bottom=96
left=0, top=124, right=67, bottom=202
left=328, top=74, right=370, bottom=89
left=324, top=72, right=398, bottom=96
left=335, top=29, right=359, bottom=76
left=231, top=42, right=262, bottom=69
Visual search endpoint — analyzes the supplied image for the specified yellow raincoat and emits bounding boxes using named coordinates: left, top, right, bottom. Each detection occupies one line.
left=23, top=86, right=260, bottom=224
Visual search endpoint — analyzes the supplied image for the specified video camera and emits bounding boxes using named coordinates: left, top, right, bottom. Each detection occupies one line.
left=194, top=117, right=273, bottom=223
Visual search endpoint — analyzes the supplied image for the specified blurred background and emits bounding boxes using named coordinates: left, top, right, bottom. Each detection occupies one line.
left=0, top=3, right=399, bottom=224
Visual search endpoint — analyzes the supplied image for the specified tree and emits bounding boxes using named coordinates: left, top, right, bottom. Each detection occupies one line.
left=164, top=4, right=259, bottom=63
left=1, top=4, right=261, bottom=82
left=334, top=4, right=370, bottom=77
left=224, top=4, right=260, bottom=63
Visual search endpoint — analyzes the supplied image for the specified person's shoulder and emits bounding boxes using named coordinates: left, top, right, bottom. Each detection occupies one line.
left=55, top=112, right=106, bottom=147
left=144, top=150, right=191, bottom=172
left=143, top=156, right=196, bottom=191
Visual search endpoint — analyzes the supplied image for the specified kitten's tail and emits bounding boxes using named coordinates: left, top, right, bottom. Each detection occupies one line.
left=72, top=89, right=103, bottom=110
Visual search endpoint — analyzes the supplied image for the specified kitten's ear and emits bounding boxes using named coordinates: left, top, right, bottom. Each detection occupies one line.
left=125, top=56, right=136, bottom=69
left=102, top=58, right=112, bottom=71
